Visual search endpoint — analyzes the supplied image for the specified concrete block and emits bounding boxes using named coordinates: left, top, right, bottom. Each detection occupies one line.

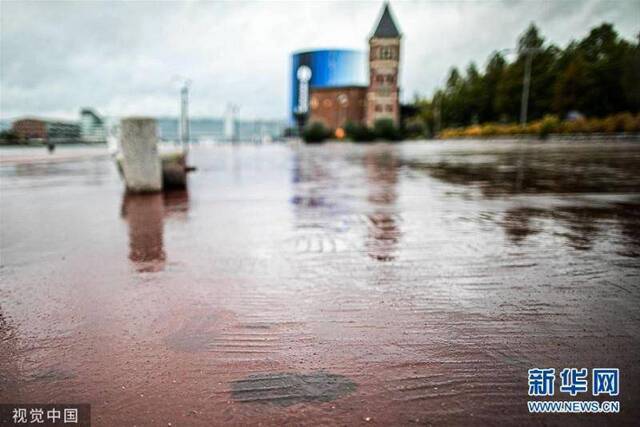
left=120, top=117, right=162, bottom=192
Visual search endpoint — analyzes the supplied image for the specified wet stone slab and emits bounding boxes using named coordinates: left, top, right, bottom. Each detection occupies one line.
left=27, top=368, right=76, bottom=383
left=163, top=313, right=219, bottom=352
left=231, top=371, right=357, bottom=406
left=2, top=142, right=640, bottom=425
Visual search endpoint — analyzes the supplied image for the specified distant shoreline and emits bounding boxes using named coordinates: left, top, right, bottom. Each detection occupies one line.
left=436, top=133, right=640, bottom=142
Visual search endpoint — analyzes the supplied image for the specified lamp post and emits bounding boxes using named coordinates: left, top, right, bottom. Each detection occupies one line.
left=171, top=76, right=192, bottom=150
left=519, top=49, right=534, bottom=126
left=434, top=94, right=442, bottom=136
left=294, top=111, right=307, bottom=137
left=180, top=81, right=191, bottom=149
left=500, top=47, right=543, bottom=126
left=433, top=71, right=451, bottom=136
left=337, top=93, right=348, bottom=138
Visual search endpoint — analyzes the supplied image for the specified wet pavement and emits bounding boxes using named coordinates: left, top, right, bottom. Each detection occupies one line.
left=1, top=140, right=639, bottom=425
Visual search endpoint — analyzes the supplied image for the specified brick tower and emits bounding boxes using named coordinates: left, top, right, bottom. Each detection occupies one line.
left=366, top=2, right=401, bottom=127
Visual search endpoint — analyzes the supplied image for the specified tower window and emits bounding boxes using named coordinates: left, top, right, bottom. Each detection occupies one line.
left=381, top=47, right=393, bottom=60
left=385, top=104, right=393, bottom=112
left=375, top=104, right=382, bottom=112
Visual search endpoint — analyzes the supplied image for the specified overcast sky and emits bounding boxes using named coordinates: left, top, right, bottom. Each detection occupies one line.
left=1, top=0, right=638, bottom=121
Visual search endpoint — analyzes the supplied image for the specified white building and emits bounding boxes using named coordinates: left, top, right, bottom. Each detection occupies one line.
left=80, top=108, right=107, bottom=143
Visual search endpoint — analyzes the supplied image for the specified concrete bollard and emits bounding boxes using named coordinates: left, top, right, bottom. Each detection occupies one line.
left=120, top=117, right=162, bottom=193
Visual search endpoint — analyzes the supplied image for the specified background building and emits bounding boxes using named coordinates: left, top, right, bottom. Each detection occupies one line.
left=11, top=119, right=47, bottom=140
left=290, top=3, right=402, bottom=132
left=366, top=4, right=401, bottom=127
left=11, top=118, right=81, bottom=142
left=80, top=108, right=107, bottom=142
left=308, top=86, right=367, bottom=130
left=290, top=49, right=367, bottom=126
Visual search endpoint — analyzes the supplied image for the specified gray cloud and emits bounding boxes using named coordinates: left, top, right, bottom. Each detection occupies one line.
left=1, top=0, right=638, bottom=120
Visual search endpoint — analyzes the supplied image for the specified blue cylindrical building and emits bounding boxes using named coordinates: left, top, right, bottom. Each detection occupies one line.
left=290, top=49, right=367, bottom=124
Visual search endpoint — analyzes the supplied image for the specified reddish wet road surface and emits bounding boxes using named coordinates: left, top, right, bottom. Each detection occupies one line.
left=1, top=141, right=639, bottom=425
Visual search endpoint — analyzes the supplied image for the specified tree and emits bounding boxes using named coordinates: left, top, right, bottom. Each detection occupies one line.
left=443, top=67, right=466, bottom=127
left=518, top=23, right=544, bottom=53
left=413, top=21, right=638, bottom=130
left=373, top=119, right=400, bottom=141
left=0, top=130, right=21, bottom=144
left=621, top=33, right=640, bottom=112
left=464, top=62, right=483, bottom=124
left=527, top=45, right=560, bottom=120
left=553, top=46, right=589, bottom=116
left=576, top=23, right=630, bottom=116
left=302, top=122, right=330, bottom=143
left=344, top=121, right=374, bottom=142
left=483, top=52, right=507, bottom=122
left=494, top=58, right=523, bottom=123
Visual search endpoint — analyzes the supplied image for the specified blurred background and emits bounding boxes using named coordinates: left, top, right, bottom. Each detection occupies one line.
left=1, top=0, right=638, bottom=143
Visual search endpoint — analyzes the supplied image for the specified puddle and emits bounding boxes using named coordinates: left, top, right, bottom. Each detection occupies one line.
left=231, top=371, right=356, bottom=406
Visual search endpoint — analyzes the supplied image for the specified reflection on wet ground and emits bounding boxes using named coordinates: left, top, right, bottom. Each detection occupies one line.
left=1, top=140, right=639, bottom=425
left=122, top=194, right=166, bottom=272
left=365, top=150, right=400, bottom=261
left=408, top=143, right=640, bottom=196
left=404, top=141, right=640, bottom=256
left=120, top=190, right=190, bottom=272
left=500, top=203, right=640, bottom=254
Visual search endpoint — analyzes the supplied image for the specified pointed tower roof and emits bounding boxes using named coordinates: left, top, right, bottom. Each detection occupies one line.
left=371, top=3, right=401, bottom=38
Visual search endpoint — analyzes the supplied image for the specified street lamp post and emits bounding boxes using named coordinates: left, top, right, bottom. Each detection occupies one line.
left=520, top=49, right=539, bottom=126
left=434, top=94, right=442, bottom=135
left=500, top=47, right=542, bottom=127
left=180, top=81, right=190, bottom=149
left=337, top=93, right=348, bottom=138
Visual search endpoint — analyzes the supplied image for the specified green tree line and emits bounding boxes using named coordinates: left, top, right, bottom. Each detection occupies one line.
left=416, top=23, right=640, bottom=132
